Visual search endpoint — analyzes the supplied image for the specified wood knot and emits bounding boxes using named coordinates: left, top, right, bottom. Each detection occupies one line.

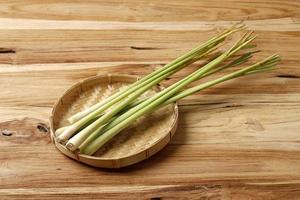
left=37, top=123, right=49, bottom=133
left=1, top=129, right=14, bottom=136
left=0, top=118, right=51, bottom=145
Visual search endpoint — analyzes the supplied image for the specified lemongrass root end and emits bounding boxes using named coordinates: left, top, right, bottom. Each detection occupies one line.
left=56, top=136, right=68, bottom=144
left=66, top=142, right=78, bottom=152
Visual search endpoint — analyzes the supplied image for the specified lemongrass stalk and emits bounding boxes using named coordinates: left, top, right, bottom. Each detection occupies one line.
left=84, top=54, right=280, bottom=152
left=77, top=51, right=256, bottom=150
left=57, top=32, right=229, bottom=143
left=67, top=24, right=246, bottom=124
left=80, top=34, right=256, bottom=155
left=67, top=45, right=221, bottom=151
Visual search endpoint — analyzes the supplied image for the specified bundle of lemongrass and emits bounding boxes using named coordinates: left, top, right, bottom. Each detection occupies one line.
left=56, top=24, right=280, bottom=156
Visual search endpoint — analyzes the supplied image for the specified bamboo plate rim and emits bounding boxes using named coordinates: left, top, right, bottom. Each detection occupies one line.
left=50, top=73, right=179, bottom=168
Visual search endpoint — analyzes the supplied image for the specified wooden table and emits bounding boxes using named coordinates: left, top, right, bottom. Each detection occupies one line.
left=0, top=1, right=299, bottom=199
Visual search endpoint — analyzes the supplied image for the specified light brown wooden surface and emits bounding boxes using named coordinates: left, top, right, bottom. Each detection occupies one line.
left=0, top=1, right=300, bottom=199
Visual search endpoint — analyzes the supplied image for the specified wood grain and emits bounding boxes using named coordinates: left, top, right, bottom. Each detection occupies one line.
left=0, top=0, right=299, bottom=21
left=0, top=0, right=300, bottom=199
left=0, top=29, right=299, bottom=64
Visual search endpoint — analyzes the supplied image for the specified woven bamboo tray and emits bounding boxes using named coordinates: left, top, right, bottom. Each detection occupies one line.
left=50, top=74, right=179, bottom=168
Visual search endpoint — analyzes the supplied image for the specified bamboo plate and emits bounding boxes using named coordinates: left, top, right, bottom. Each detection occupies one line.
left=50, top=74, right=179, bottom=168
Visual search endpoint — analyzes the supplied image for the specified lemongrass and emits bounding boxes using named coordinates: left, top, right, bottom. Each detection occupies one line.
left=79, top=32, right=257, bottom=155
left=68, top=39, right=254, bottom=152
left=57, top=26, right=241, bottom=144
left=81, top=54, right=280, bottom=155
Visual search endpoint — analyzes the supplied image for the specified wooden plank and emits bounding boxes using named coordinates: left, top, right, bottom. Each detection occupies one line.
left=1, top=104, right=299, bottom=186
left=1, top=183, right=300, bottom=200
left=1, top=141, right=300, bottom=187
left=0, top=0, right=298, bottom=22
left=0, top=29, right=299, bottom=64
left=0, top=61, right=299, bottom=109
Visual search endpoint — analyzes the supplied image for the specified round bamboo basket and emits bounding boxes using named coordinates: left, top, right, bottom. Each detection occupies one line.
left=50, top=74, right=179, bottom=168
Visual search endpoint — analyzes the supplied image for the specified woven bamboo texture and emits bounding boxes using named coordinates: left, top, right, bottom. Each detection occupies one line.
left=50, top=74, right=178, bottom=168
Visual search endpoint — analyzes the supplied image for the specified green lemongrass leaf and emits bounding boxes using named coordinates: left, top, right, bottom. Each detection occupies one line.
left=200, top=50, right=257, bottom=79
left=245, top=67, right=276, bottom=75
left=241, top=44, right=257, bottom=50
